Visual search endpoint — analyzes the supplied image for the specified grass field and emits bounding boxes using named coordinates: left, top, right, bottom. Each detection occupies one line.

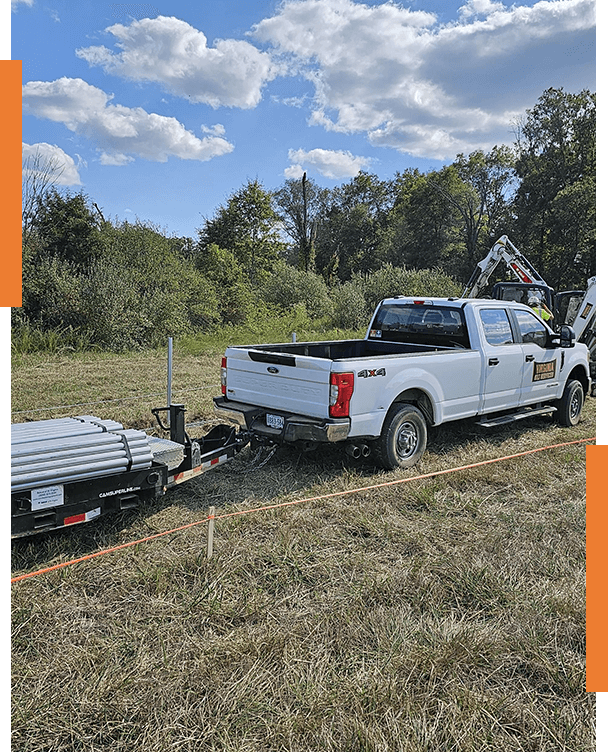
left=11, top=346, right=595, bottom=751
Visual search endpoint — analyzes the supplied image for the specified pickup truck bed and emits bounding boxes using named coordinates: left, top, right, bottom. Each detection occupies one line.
left=248, top=338, right=457, bottom=360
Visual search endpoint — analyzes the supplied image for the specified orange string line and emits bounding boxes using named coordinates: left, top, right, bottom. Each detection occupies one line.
left=11, top=436, right=594, bottom=584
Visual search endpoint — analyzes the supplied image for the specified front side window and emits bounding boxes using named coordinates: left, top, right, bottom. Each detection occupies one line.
left=514, top=309, right=548, bottom=347
left=480, top=308, right=514, bottom=346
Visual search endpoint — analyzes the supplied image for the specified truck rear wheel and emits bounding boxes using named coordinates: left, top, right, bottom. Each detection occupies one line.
left=373, top=403, right=427, bottom=470
left=557, top=379, right=584, bottom=427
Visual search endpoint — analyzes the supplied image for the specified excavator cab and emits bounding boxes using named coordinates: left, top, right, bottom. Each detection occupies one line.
left=491, top=282, right=555, bottom=314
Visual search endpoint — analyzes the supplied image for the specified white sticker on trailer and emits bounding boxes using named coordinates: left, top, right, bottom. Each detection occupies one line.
left=31, top=485, right=65, bottom=510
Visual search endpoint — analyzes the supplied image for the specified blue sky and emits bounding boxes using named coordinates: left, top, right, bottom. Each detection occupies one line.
left=13, top=0, right=595, bottom=240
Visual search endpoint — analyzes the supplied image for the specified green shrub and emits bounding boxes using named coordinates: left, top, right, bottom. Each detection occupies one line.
left=21, top=255, right=86, bottom=331
left=79, top=259, right=220, bottom=351
left=17, top=215, right=463, bottom=354
left=328, top=266, right=462, bottom=328
left=329, top=280, right=369, bottom=329
left=78, top=260, right=159, bottom=350
left=184, top=276, right=221, bottom=330
left=195, top=244, right=253, bottom=325
left=261, top=261, right=332, bottom=318
left=362, top=265, right=462, bottom=312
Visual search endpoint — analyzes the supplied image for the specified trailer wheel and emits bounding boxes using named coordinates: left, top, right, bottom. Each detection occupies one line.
left=373, top=403, right=427, bottom=470
left=557, top=379, right=584, bottom=427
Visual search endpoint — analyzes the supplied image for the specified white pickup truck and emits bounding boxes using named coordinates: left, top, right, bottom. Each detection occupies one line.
left=213, top=297, right=590, bottom=470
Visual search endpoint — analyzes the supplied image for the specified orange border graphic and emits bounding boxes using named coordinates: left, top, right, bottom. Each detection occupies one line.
left=0, top=60, right=23, bottom=307
left=587, top=444, right=607, bottom=691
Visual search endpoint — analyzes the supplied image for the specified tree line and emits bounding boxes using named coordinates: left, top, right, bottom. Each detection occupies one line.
left=16, top=87, right=595, bottom=352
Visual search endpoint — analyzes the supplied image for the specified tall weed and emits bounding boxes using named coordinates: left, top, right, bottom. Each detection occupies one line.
left=11, top=322, right=97, bottom=355
left=178, top=302, right=362, bottom=354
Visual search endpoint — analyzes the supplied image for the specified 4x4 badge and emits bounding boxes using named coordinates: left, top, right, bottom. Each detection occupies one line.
left=357, top=368, right=386, bottom=378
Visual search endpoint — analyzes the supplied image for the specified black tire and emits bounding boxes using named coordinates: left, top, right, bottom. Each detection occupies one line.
left=372, top=403, right=427, bottom=470
left=557, top=379, right=584, bottom=427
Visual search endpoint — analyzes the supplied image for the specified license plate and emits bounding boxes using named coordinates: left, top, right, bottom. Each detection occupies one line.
left=266, top=413, right=284, bottom=430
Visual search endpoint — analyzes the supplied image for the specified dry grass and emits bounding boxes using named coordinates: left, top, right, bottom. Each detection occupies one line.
left=11, top=348, right=594, bottom=751
left=11, top=346, right=221, bottom=430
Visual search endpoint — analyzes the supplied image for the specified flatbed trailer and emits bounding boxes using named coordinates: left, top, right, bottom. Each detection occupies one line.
left=11, top=404, right=247, bottom=539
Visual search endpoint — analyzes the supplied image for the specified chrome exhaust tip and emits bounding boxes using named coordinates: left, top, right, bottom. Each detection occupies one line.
left=346, top=444, right=362, bottom=459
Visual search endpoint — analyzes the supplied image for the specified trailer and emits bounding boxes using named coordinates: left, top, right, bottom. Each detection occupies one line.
left=11, top=404, right=248, bottom=538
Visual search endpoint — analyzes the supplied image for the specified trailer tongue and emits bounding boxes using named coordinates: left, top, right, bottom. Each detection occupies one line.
left=11, top=404, right=247, bottom=538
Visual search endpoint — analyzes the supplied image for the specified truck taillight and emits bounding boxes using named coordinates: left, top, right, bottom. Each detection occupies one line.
left=329, top=372, right=354, bottom=418
left=221, top=356, right=227, bottom=395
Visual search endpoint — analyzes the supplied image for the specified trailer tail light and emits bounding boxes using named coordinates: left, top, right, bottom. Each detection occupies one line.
left=221, top=357, right=227, bottom=395
left=329, top=372, right=354, bottom=417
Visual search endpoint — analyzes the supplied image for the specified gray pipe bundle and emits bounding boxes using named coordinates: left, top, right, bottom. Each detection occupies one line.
left=11, top=416, right=154, bottom=491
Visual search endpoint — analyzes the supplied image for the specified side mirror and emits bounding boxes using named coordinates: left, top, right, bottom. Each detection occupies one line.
left=559, top=324, right=576, bottom=348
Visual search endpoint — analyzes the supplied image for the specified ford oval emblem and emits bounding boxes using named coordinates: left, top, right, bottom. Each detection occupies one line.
left=267, top=366, right=279, bottom=374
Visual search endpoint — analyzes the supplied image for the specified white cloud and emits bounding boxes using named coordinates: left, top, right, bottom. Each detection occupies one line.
left=12, top=0, right=34, bottom=9
left=254, top=0, right=595, bottom=160
left=99, top=152, right=134, bottom=166
left=201, top=124, right=226, bottom=136
left=22, top=142, right=82, bottom=185
left=76, top=15, right=276, bottom=109
left=458, top=0, right=505, bottom=19
left=284, top=163, right=305, bottom=179
left=286, top=147, right=372, bottom=179
left=22, top=77, right=234, bottom=164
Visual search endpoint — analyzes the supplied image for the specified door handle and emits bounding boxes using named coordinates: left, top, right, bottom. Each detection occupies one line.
left=525, top=354, right=535, bottom=362
left=488, top=358, right=499, bottom=366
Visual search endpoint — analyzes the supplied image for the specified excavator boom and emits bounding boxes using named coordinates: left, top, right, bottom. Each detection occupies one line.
left=462, top=235, right=596, bottom=384
left=462, top=235, right=548, bottom=298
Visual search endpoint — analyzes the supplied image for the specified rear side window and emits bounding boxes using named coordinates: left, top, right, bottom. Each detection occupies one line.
left=480, top=309, right=514, bottom=346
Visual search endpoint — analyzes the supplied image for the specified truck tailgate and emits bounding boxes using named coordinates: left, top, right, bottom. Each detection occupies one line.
left=225, top=347, right=332, bottom=419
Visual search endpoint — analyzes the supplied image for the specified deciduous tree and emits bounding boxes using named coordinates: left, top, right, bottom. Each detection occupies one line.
left=198, top=179, right=285, bottom=285
left=274, top=173, right=327, bottom=272
left=513, top=87, right=595, bottom=289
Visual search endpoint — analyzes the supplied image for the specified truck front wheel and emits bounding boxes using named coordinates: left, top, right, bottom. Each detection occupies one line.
left=373, top=403, right=427, bottom=470
left=557, top=379, right=584, bottom=427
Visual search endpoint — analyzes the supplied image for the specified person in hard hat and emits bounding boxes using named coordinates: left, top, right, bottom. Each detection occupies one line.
left=528, top=294, right=554, bottom=322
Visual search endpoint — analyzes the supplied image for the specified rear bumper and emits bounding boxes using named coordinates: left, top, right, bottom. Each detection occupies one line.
left=213, top=396, right=350, bottom=444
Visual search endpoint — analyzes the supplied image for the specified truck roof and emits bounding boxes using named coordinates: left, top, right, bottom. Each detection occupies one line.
left=379, top=296, right=527, bottom=309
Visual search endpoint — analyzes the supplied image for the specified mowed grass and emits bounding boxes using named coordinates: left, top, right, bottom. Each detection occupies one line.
left=11, top=347, right=595, bottom=751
